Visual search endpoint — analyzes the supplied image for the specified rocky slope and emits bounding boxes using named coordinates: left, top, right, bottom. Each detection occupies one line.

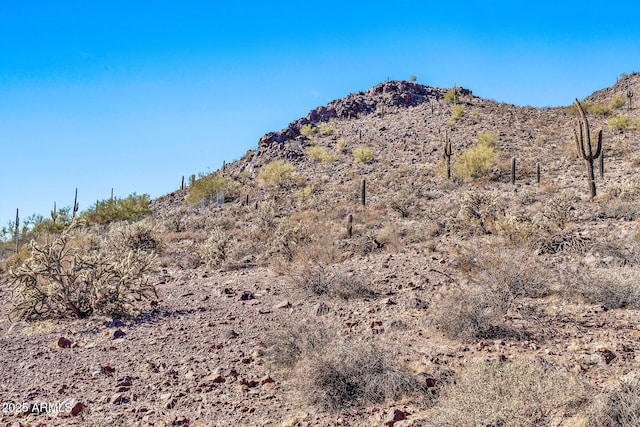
left=3, top=72, right=640, bottom=426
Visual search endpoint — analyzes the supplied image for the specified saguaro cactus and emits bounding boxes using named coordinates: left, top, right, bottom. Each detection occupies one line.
left=51, top=202, right=58, bottom=224
left=574, top=99, right=603, bottom=198
left=347, top=214, right=353, bottom=237
left=627, top=81, right=634, bottom=111
left=443, top=131, right=453, bottom=180
left=72, top=188, right=79, bottom=219
left=510, top=157, right=516, bottom=185
left=15, top=208, right=19, bottom=253
left=361, top=179, right=366, bottom=206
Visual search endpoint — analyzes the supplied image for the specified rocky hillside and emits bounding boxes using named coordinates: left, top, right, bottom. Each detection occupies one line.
left=3, top=72, right=640, bottom=426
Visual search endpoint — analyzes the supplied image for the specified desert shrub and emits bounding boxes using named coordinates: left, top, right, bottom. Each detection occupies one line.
left=431, top=240, right=548, bottom=341
left=200, top=227, right=230, bottom=268
left=448, top=104, right=465, bottom=125
left=159, top=205, right=189, bottom=232
left=295, top=339, right=420, bottom=411
left=453, top=132, right=498, bottom=180
left=352, top=145, right=373, bottom=163
left=336, top=138, right=347, bottom=153
left=610, top=96, right=626, bottom=109
left=567, top=267, right=640, bottom=309
left=444, top=87, right=459, bottom=103
left=267, top=218, right=309, bottom=261
left=186, top=173, right=241, bottom=205
left=535, top=190, right=577, bottom=230
left=608, top=115, right=631, bottom=131
left=306, top=145, right=336, bottom=162
left=81, top=193, right=151, bottom=225
left=292, top=260, right=374, bottom=299
left=318, top=123, right=334, bottom=136
left=571, top=101, right=611, bottom=116
left=451, top=190, right=501, bottom=234
left=257, top=160, right=299, bottom=188
left=106, top=221, right=162, bottom=254
left=300, top=123, right=317, bottom=136
left=430, top=283, right=510, bottom=341
left=386, top=190, right=416, bottom=218
left=427, top=359, right=585, bottom=427
left=9, top=221, right=157, bottom=320
left=588, top=376, right=640, bottom=426
left=267, top=320, right=334, bottom=369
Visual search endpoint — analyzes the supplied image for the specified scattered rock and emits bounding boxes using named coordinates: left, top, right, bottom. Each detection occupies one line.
left=240, top=291, right=255, bottom=301
left=384, top=408, right=407, bottom=426
left=599, top=348, right=617, bottom=364
left=274, top=300, right=291, bottom=309
left=57, top=337, right=72, bottom=348
left=113, top=329, right=126, bottom=339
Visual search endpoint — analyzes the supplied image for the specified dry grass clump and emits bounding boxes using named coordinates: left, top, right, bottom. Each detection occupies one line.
left=588, top=376, right=640, bottom=426
left=9, top=221, right=157, bottom=321
left=293, top=339, right=420, bottom=411
left=426, top=358, right=586, bottom=427
left=567, top=267, right=640, bottom=309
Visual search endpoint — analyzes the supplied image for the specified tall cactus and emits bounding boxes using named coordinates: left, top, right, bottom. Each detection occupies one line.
left=573, top=99, right=602, bottom=198
left=442, top=130, right=453, bottom=180
left=627, top=81, right=634, bottom=111
left=72, top=188, right=79, bottom=219
left=51, top=201, right=58, bottom=224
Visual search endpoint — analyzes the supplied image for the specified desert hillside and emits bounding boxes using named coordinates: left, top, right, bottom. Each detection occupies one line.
left=2, top=73, right=640, bottom=426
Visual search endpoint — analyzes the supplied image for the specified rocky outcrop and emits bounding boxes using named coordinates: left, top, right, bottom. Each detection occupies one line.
left=258, top=80, right=471, bottom=148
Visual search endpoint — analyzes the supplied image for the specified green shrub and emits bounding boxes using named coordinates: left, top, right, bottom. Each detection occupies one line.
left=257, top=160, right=299, bottom=188
left=306, top=145, right=336, bottom=162
left=610, top=96, right=626, bottom=109
left=608, top=115, right=631, bottom=131
left=9, top=221, right=157, bottom=320
left=352, top=145, right=374, bottom=163
left=570, top=101, right=611, bottom=116
left=300, top=124, right=317, bottom=136
left=448, top=104, right=465, bottom=125
left=81, top=193, right=151, bottom=225
left=444, top=87, right=459, bottom=103
left=453, top=132, right=498, bottom=180
left=186, top=173, right=241, bottom=205
left=318, top=123, right=334, bottom=136
left=336, top=138, right=347, bottom=153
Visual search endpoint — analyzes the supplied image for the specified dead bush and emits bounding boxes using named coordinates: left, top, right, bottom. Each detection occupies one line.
left=292, top=261, right=376, bottom=299
left=567, top=267, right=640, bottom=309
left=431, top=240, right=548, bottom=341
left=295, top=339, right=420, bottom=411
left=430, top=284, right=511, bottom=341
left=9, top=221, right=157, bottom=320
left=267, top=320, right=334, bottom=369
left=447, top=190, right=501, bottom=235
left=426, top=358, right=586, bottom=427
left=588, top=376, right=640, bottom=426
left=535, top=190, right=577, bottom=230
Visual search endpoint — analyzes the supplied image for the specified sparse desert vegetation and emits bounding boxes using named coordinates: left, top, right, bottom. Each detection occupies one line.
left=2, top=74, right=640, bottom=425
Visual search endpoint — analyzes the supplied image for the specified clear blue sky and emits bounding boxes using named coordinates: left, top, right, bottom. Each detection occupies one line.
left=1, top=1, right=639, bottom=229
